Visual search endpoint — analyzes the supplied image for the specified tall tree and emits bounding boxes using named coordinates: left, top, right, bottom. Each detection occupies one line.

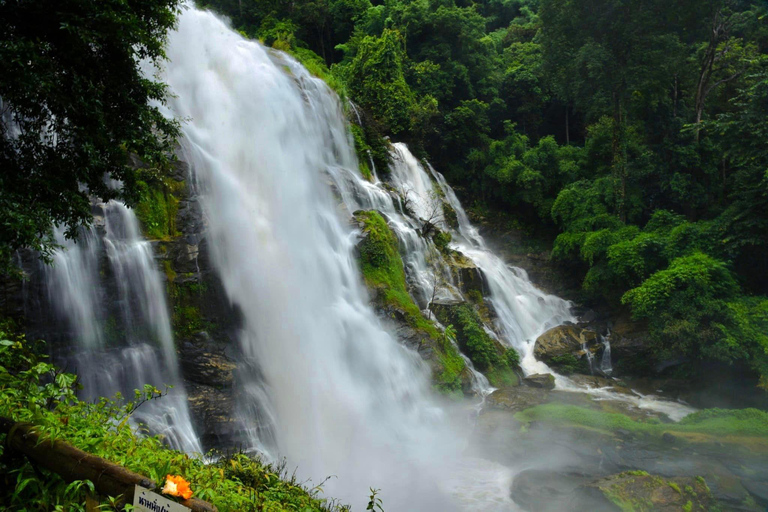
left=540, top=0, right=679, bottom=221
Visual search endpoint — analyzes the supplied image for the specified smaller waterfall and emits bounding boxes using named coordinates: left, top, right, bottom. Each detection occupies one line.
left=44, top=201, right=200, bottom=453
left=600, top=332, right=613, bottom=375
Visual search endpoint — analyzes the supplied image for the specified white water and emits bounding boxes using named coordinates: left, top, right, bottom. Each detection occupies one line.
left=149, top=6, right=693, bottom=509
left=46, top=201, right=201, bottom=453
left=160, top=10, right=484, bottom=510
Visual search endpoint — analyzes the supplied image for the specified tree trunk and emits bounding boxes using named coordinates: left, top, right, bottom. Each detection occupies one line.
left=565, top=106, right=570, bottom=145
left=0, top=417, right=217, bottom=512
left=612, top=93, right=626, bottom=222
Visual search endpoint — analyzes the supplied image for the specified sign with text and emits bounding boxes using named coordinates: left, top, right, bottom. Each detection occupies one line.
left=133, top=485, right=190, bottom=512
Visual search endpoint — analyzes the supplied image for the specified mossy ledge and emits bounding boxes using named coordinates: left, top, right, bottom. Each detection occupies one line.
left=430, top=301, right=520, bottom=388
left=354, top=209, right=467, bottom=394
left=515, top=403, right=768, bottom=440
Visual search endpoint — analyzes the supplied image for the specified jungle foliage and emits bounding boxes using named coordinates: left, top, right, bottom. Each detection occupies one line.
left=199, top=0, right=768, bottom=387
left=0, top=0, right=183, bottom=272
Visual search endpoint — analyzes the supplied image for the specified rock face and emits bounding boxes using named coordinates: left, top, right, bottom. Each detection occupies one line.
left=534, top=325, right=603, bottom=375
left=156, top=158, right=247, bottom=450
left=523, top=373, right=556, bottom=390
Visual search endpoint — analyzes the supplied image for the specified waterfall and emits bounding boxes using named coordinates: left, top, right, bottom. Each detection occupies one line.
left=151, top=6, right=695, bottom=508
left=44, top=201, right=201, bottom=453
left=159, top=10, right=512, bottom=511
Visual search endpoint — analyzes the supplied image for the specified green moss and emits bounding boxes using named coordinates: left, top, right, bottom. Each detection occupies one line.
left=162, top=259, right=177, bottom=283
left=350, top=124, right=373, bottom=181
left=514, top=403, right=768, bottom=438
left=487, top=367, right=519, bottom=387
left=682, top=501, right=693, bottom=512
left=432, top=230, right=452, bottom=253
left=453, top=304, right=498, bottom=371
left=548, top=353, right=585, bottom=375
left=431, top=301, right=521, bottom=388
left=669, top=482, right=682, bottom=494
left=133, top=178, right=182, bottom=241
left=355, top=210, right=466, bottom=392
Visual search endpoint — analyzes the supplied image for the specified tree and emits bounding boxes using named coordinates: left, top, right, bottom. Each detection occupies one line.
left=0, top=0, right=181, bottom=271
left=540, top=0, right=680, bottom=221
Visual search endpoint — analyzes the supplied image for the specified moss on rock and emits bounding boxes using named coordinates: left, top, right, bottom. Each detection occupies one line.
left=430, top=300, right=520, bottom=388
left=133, top=176, right=183, bottom=240
left=355, top=210, right=467, bottom=393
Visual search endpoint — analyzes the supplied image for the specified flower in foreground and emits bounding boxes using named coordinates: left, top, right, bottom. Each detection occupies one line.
left=162, top=474, right=193, bottom=500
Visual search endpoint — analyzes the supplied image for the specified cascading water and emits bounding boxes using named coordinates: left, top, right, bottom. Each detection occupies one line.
left=159, top=10, right=516, bottom=511
left=149, top=5, right=695, bottom=508
left=44, top=201, right=201, bottom=454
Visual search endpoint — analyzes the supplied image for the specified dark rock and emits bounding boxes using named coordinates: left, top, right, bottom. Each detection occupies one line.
left=455, top=266, right=485, bottom=296
left=661, top=432, right=677, bottom=444
left=485, top=386, right=550, bottom=412
left=178, top=331, right=237, bottom=388
left=743, top=479, right=768, bottom=506
left=185, top=382, right=241, bottom=449
left=524, top=373, right=556, bottom=390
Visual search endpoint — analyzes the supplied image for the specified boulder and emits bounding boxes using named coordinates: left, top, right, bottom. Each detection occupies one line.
left=534, top=325, right=602, bottom=375
left=485, top=386, right=549, bottom=412
left=588, top=472, right=714, bottom=512
left=523, top=373, right=556, bottom=390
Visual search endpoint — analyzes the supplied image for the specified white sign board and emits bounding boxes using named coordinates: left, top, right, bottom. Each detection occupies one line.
left=133, top=485, right=191, bottom=512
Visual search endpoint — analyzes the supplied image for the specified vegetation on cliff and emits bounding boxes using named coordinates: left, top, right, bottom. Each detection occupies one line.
left=0, top=0, right=182, bottom=272
left=355, top=210, right=467, bottom=393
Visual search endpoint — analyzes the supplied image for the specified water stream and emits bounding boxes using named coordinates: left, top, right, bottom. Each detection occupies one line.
left=43, top=201, right=201, bottom=453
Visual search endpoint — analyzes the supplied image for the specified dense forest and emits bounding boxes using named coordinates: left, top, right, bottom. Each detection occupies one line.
left=199, top=0, right=768, bottom=389
left=2, top=0, right=768, bottom=510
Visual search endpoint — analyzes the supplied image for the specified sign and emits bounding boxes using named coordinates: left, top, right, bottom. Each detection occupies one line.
left=133, top=485, right=191, bottom=512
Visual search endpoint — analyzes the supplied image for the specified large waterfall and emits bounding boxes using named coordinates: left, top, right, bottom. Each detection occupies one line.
left=150, top=7, right=698, bottom=509
left=157, top=8, right=525, bottom=510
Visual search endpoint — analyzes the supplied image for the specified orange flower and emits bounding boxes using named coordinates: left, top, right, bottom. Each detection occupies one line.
left=162, top=474, right=193, bottom=500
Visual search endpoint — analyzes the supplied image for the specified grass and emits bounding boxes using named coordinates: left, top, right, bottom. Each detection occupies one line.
left=514, top=403, right=768, bottom=439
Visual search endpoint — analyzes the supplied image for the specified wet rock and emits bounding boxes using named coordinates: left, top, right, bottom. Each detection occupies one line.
left=485, top=386, right=549, bottom=412
left=178, top=331, right=237, bottom=388
left=534, top=325, right=601, bottom=375
left=455, top=266, right=485, bottom=295
left=588, top=472, right=714, bottom=512
left=743, top=479, right=768, bottom=506
left=524, top=373, right=556, bottom=390
left=185, top=382, right=241, bottom=449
